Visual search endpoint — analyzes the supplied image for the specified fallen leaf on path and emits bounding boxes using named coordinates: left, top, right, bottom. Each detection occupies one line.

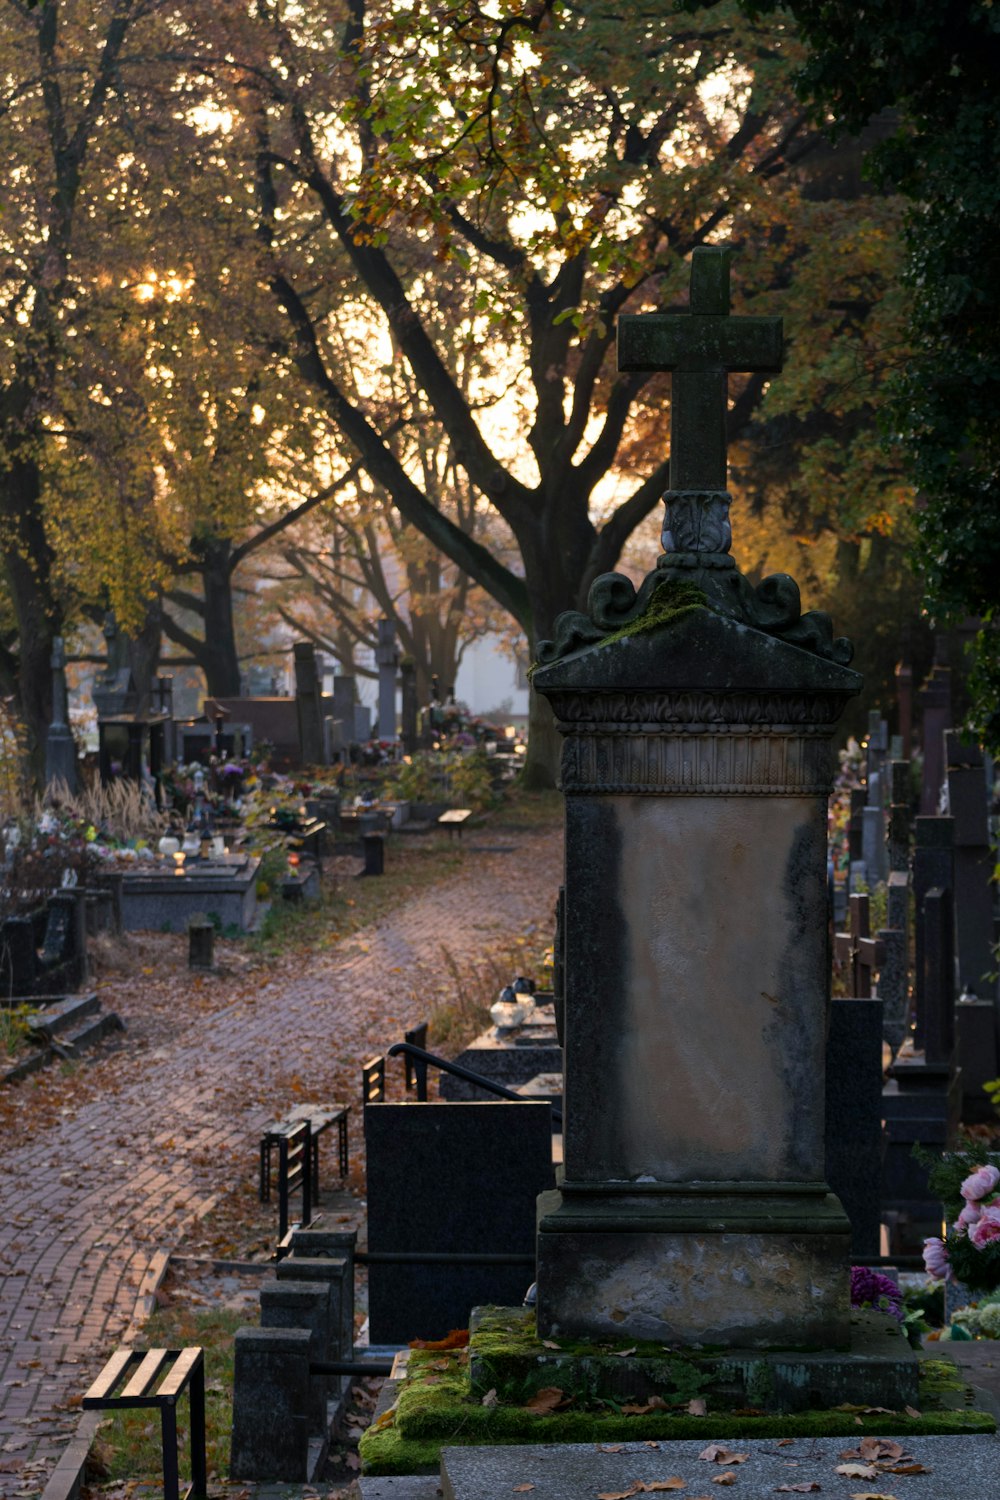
left=711, top=1473, right=738, bottom=1486
left=646, top=1482, right=686, bottom=1492
left=525, top=1386, right=565, bottom=1414
left=776, top=1439, right=794, bottom=1448
left=775, top=1485, right=820, bottom=1493
left=597, top=1485, right=643, bottom=1500
left=512, top=1486, right=535, bottom=1494
left=699, top=1446, right=749, bottom=1465
left=880, top=1465, right=930, bottom=1476
left=836, top=1465, right=878, bottom=1479
left=848, top=1494, right=900, bottom=1500
left=597, top=1444, right=624, bottom=1453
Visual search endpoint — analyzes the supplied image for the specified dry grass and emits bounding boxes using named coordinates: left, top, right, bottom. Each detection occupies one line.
left=42, top=775, right=169, bottom=844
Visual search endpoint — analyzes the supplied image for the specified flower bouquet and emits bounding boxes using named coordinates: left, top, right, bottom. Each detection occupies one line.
left=921, top=1151, right=1000, bottom=1292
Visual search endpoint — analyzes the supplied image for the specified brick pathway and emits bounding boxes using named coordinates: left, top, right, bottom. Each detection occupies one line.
left=0, top=825, right=562, bottom=1497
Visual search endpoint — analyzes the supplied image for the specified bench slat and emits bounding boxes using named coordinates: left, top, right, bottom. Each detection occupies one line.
left=120, top=1348, right=171, bottom=1400
left=157, top=1346, right=203, bottom=1401
left=83, top=1347, right=139, bottom=1404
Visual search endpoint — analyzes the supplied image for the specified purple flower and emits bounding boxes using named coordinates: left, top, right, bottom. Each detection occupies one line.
left=961, top=1164, right=1000, bottom=1202
left=850, top=1265, right=905, bottom=1321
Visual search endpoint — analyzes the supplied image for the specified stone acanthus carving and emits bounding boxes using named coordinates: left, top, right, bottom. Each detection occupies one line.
left=661, top=490, right=732, bottom=555
left=544, top=690, right=851, bottom=728
left=536, top=514, right=854, bottom=670
left=560, top=730, right=834, bottom=796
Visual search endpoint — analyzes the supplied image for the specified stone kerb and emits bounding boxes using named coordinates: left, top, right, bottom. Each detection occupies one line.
left=531, top=607, right=862, bottom=1349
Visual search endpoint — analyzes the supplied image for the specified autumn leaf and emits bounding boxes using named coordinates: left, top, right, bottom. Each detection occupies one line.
left=836, top=1465, right=878, bottom=1479
left=409, top=1328, right=468, bottom=1350
left=848, top=1494, right=900, bottom=1500
left=687, top=1397, right=708, bottom=1416
left=775, top=1485, right=821, bottom=1493
left=597, top=1485, right=644, bottom=1500
left=880, top=1464, right=930, bottom=1476
left=711, top=1474, right=738, bottom=1487
left=699, top=1447, right=749, bottom=1465
left=614, top=1346, right=639, bottom=1358
left=525, top=1386, right=565, bottom=1413
left=646, top=1482, right=686, bottom=1492
left=512, top=1486, right=535, bottom=1494
left=621, top=1396, right=669, bottom=1414
left=542, top=1339, right=561, bottom=1349
left=904, top=1405, right=921, bottom=1419
left=597, top=1445, right=624, bottom=1453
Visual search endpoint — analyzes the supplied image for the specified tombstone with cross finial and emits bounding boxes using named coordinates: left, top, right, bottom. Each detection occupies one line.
left=527, top=247, right=882, bottom=1369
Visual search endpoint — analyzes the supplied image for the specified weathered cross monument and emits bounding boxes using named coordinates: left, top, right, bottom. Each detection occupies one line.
left=532, top=245, right=865, bottom=1350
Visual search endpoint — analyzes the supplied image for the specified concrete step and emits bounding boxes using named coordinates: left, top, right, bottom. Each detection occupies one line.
left=27, top=992, right=100, bottom=1040
left=52, top=1009, right=125, bottom=1058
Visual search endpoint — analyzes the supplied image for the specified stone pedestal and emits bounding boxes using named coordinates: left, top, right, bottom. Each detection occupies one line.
left=532, top=608, right=861, bottom=1350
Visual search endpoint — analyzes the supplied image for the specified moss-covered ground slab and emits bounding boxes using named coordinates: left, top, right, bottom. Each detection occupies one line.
left=359, top=1315, right=996, bottom=1477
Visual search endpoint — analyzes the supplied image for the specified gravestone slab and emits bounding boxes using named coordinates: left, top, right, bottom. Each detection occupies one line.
left=365, top=1101, right=554, bottom=1344
left=438, top=1005, right=562, bottom=1100
left=438, top=1434, right=1000, bottom=1500
left=118, top=855, right=260, bottom=932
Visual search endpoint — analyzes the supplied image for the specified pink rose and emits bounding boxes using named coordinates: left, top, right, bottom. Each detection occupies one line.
left=923, top=1236, right=951, bottom=1279
left=969, top=1204, right=1000, bottom=1251
left=960, top=1165, right=1000, bottom=1202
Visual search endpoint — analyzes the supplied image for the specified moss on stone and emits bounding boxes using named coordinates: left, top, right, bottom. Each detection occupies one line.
left=597, top=577, right=708, bottom=648
left=359, top=1331, right=996, bottom=1476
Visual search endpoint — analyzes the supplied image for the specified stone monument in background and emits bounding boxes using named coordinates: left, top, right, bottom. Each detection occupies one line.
left=533, top=245, right=863, bottom=1350
left=44, top=637, right=77, bottom=793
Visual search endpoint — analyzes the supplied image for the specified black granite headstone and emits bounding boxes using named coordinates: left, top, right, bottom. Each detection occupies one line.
left=365, top=1101, right=553, bottom=1344
left=912, top=816, right=954, bottom=1048
left=825, top=997, right=884, bottom=1257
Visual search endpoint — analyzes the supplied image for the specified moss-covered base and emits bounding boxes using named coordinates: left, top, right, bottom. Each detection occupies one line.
left=358, top=1326, right=996, bottom=1477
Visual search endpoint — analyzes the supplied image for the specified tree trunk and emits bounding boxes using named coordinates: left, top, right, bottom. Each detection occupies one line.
left=0, top=447, right=60, bottom=782
left=127, top=599, right=164, bottom=717
left=521, top=686, right=562, bottom=790
left=198, top=540, right=242, bottom=695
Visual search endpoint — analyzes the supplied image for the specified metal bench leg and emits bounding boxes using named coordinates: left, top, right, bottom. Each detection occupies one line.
left=189, top=1356, right=208, bottom=1499
left=160, top=1399, right=180, bottom=1500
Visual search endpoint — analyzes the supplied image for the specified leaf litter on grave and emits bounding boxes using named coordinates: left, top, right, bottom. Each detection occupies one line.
left=525, top=1386, right=570, bottom=1413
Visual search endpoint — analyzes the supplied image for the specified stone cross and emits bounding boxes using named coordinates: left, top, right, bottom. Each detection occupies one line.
left=45, top=636, right=78, bottom=793
left=618, top=246, right=782, bottom=499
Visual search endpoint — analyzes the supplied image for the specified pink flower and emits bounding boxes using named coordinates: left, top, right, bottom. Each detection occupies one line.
left=957, top=1201, right=982, bottom=1234
left=923, top=1236, right=951, bottom=1279
left=969, top=1203, right=1000, bottom=1251
left=960, top=1165, right=1000, bottom=1202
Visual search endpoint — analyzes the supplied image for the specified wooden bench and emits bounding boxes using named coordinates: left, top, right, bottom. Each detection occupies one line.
left=259, top=1103, right=350, bottom=1206
left=437, top=808, right=472, bottom=839
left=82, top=1346, right=207, bottom=1500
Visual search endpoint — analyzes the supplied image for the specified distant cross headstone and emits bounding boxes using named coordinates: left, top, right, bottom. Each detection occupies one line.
left=618, top=245, right=782, bottom=553
left=375, top=618, right=399, bottom=741
left=833, top=893, right=884, bottom=998
left=293, top=641, right=324, bottom=766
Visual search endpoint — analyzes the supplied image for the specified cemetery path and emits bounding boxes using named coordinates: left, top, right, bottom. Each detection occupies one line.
left=0, top=822, right=563, bottom=1498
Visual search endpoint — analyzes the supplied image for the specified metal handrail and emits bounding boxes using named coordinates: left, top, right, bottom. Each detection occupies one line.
left=386, top=1041, right=562, bottom=1126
